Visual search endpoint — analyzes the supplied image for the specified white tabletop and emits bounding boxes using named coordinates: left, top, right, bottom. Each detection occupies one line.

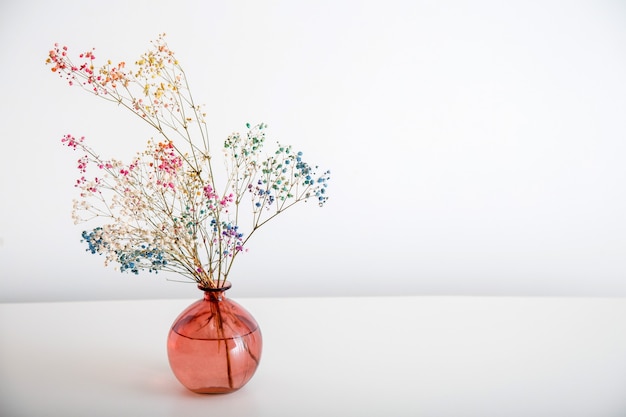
left=1, top=296, right=626, bottom=417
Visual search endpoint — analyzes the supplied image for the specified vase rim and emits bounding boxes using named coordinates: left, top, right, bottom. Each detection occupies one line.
left=198, top=281, right=232, bottom=292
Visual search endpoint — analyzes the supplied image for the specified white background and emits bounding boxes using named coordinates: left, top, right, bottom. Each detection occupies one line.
left=1, top=0, right=626, bottom=302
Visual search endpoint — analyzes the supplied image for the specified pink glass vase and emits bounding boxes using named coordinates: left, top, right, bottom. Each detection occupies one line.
left=166, top=282, right=262, bottom=394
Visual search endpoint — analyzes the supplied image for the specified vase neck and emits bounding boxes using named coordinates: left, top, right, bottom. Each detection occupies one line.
left=199, top=281, right=231, bottom=301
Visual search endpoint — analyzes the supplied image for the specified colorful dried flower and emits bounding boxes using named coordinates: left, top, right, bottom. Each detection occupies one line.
left=47, top=34, right=330, bottom=289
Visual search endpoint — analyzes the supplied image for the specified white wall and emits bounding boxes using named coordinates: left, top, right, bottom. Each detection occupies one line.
left=1, top=0, right=626, bottom=302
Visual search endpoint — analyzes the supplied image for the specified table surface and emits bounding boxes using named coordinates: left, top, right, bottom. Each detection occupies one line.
left=1, top=295, right=626, bottom=417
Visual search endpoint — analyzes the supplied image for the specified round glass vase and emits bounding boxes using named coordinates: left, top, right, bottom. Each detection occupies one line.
left=166, top=282, right=262, bottom=394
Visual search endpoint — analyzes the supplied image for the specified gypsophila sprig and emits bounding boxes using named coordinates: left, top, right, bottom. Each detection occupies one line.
left=47, top=34, right=330, bottom=289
